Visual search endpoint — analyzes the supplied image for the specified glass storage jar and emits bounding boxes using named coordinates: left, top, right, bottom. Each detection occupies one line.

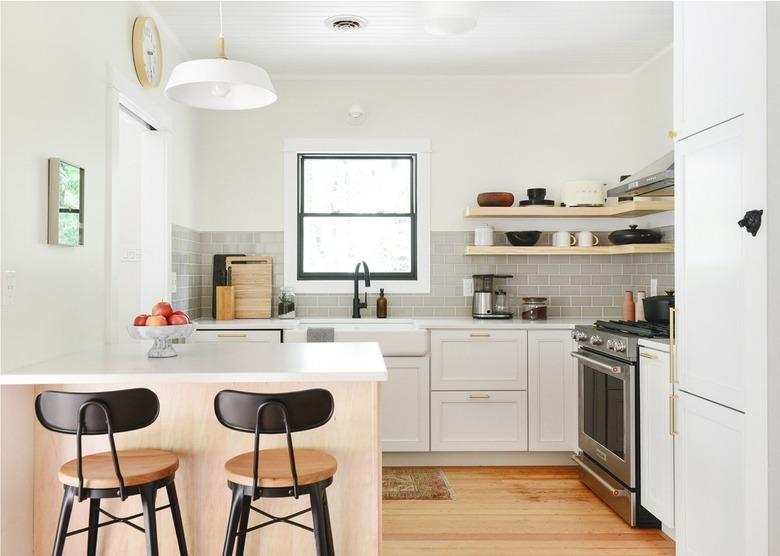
left=521, top=296, right=548, bottom=320
left=277, top=287, right=296, bottom=319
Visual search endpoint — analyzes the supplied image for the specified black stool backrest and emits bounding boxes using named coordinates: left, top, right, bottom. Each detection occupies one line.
left=35, top=388, right=160, bottom=435
left=214, top=389, right=334, bottom=434
left=214, top=388, right=334, bottom=500
left=34, top=388, right=160, bottom=501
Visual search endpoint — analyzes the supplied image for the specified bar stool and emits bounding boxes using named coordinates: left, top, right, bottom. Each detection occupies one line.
left=35, top=388, right=188, bottom=556
left=214, top=388, right=337, bottom=556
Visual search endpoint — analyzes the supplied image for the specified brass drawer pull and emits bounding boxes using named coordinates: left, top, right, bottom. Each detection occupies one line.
left=217, top=333, right=248, bottom=338
left=468, top=394, right=491, bottom=399
left=639, top=352, right=658, bottom=360
left=669, top=395, right=679, bottom=436
left=469, top=332, right=491, bottom=338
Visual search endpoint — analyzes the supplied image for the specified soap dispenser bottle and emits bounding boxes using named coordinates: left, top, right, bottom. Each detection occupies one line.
left=377, top=288, right=388, bottom=318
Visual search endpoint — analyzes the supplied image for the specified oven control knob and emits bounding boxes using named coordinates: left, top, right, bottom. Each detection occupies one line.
left=570, top=330, right=579, bottom=340
left=606, top=339, right=615, bottom=350
left=577, top=331, right=588, bottom=341
left=614, top=341, right=627, bottom=353
left=590, top=335, right=603, bottom=346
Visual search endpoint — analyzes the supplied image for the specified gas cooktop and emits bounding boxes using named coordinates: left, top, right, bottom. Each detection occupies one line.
left=594, top=320, right=669, bottom=338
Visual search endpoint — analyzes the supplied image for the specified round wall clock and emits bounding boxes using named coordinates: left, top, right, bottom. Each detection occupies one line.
left=132, top=16, right=163, bottom=88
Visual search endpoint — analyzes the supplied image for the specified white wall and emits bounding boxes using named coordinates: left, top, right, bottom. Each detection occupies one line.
left=0, top=1, right=197, bottom=371
left=194, top=55, right=674, bottom=232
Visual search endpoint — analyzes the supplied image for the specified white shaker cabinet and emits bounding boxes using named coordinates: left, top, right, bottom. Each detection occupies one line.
left=527, top=330, right=577, bottom=452
left=674, top=1, right=765, bottom=138
left=638, top=346, right=674, bottom=528
left=674, top=391, right=745, bottom=556
left=430, top=330, right=527, bottom=391
left=381, top=356, right=430, bottom=452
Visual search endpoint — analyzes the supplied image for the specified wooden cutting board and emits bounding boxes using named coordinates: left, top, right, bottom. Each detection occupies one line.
left=225, top=256, right=273, bottom=318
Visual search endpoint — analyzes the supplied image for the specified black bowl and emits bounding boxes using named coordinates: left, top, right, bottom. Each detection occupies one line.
left=506, top=231, right=542, bottom=246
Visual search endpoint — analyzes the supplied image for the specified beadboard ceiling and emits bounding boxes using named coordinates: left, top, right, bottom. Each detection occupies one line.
left=151, top=1, right=672, bottom=77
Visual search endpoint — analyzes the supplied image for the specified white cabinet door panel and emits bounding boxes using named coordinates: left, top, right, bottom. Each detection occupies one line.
left=527, top=330, right=577, bottom=452
left=381, top=356, right=430, bottom=452
left=675, top=117, right=747, bottom=411
left=431, top=391, right=528, bottom=451
left=430, top=330, right=527, bottom=390
left=638, top=347, right=674, bottom=528
left=674, top=1, right=765, bottom=138
left=674, top=392, right=745, bottom=556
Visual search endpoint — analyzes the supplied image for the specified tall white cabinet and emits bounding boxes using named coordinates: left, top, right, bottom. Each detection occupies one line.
left=673, top=2, right=768, bottom=555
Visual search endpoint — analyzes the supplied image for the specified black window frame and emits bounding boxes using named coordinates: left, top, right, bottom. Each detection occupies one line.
left=297, top=153, right=418, bottom=281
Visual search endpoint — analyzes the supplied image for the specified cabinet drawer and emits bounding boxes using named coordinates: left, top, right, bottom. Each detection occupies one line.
left=191, top=330, right=281, bottom=343
left=430, top=391, right=528, bottom=451
left=430, top=330, right=527, bottom=390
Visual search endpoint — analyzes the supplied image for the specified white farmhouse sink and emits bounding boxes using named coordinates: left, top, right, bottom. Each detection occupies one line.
left=284, top=319, right=428, bottom=356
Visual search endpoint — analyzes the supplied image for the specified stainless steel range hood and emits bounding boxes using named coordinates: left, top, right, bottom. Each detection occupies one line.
left=607, top=152, right=674, bottom=198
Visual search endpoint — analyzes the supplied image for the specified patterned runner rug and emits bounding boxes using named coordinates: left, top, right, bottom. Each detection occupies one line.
left=382, top=467, right=455, bottom=501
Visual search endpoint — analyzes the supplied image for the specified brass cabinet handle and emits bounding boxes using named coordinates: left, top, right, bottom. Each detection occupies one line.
left=468, top=394, right=491, bottom=399
left=668, top=130, right=678, bottom=139
left=669, top=308, right=676, bottom=384
left=669, top=395, right=679, bottom=436
left=469, top=332, right=491, bottom=338
left=639, top=352, right=658, bottom=360
left=217, top=333, right=248, bottom=338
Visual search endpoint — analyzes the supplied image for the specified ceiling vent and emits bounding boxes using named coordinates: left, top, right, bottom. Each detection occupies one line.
left=325, top=15, right=368, bottom=32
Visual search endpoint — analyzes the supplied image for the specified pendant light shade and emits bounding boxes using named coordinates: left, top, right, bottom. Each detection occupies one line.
left=165, top=58, right=277, bottom=110
left=164, top=1, right=277, bottom=110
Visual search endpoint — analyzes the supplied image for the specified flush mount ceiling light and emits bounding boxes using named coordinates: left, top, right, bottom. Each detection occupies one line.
left=164, top=1, right=277, bottom=110
left=423, top=1, right=480, bottom=36
left=325, top=15, right=368, bottom=32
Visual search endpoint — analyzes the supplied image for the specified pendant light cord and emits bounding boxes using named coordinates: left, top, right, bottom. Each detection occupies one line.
left=216, top=0, right=226, bottom=58
left=218, top=0, right=224, bottom=38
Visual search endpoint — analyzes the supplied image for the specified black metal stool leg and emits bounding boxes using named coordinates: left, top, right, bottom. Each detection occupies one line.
left=140, top=485, right=159, bottom=556
left=235, top=493, right=251, bottom=556
left=52, top=486, right=75, bottom=556
left=222, top=484, right=243, bottom=556
left=166, top=481, right=189, bottom=556
left=310, top=484, right=329, bottom=556
left=87, top=497, right=100, bottom=556
left=322, top=489, right=335, bottom=556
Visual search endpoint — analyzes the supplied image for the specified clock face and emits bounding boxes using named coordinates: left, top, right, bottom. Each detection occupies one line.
left=132, top=17, right=162, bottom=88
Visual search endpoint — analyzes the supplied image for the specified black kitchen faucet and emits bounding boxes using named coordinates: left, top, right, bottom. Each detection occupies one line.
left=352, top=261, right=371, bottom=318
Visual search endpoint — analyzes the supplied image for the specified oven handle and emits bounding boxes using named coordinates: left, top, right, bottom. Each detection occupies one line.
left=571, top=454, right=629, bottom=497
left=571, top=352, right=625, bottom=376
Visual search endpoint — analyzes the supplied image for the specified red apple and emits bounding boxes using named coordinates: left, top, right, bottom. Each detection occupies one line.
left=146, top=315, right=168, bottom=327
left=151, top=301, right=174, bottom=318
left=168, top=314, right=190, bottom=325
left=133, top=314, right=149, bottom=326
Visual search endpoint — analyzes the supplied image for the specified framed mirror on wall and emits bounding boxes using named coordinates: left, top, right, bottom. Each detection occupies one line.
left=47, top=158, right=84, bottom=246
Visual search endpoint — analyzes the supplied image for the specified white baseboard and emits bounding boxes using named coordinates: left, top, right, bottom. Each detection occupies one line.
left=381, top=451, right=576, bottom=467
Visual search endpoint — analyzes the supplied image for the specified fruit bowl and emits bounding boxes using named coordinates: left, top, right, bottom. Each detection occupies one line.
left=127, top=323, right=196, bottom=358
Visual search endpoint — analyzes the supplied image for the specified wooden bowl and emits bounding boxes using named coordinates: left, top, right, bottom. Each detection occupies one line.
left=477, top=192, right=515, bottom=207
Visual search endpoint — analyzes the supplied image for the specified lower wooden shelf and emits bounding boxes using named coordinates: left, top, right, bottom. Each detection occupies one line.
left=464, top=244, right=674, bottom=256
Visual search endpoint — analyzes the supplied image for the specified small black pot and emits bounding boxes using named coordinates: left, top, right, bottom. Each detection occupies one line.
left=608, top=225, right=663, bottom=245
left=506, top=231, right=542, bottom=246
left=527, top=188, right=547, bottom=201
left=643, top=292, right=675, bottom=324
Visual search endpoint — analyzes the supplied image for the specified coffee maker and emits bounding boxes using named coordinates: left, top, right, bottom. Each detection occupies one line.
left=472, top=274, right=513, bottom=319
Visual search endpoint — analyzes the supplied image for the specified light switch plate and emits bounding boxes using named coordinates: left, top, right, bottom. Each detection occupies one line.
left=170, top=272, right=177, bottom=294
left=650, top=278, right=658, bottom=297
left=3, top=270, right=17, bottom=305
left=463, top=278, right=474, bottom=297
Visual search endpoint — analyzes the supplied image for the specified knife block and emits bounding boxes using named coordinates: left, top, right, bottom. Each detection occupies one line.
left=216, top=286, right=235, bottom=320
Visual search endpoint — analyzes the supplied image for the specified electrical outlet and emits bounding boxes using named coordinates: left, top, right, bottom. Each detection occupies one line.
left=650, top=278, right=658, bottom=297
left=170, top=272, right=177, bottom=294
left=463, top=277, right=474, bottom=297
left=3, top=270, right=17, bottom=305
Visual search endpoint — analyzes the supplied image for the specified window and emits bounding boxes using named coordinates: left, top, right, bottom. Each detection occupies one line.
left=297, top=154, right=417, bottom=280
left=284, top=139, right=430, bottom=294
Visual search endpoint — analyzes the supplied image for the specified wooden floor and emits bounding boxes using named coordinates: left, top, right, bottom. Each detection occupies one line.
left=382, top=466, right=675, bottom=556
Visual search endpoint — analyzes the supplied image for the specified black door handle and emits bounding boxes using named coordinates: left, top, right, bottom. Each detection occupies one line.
left=738, top=209, right=763, bottom=236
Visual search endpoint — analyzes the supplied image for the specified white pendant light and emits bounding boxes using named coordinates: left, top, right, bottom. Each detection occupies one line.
left=164, top=1, right=277, bottom=110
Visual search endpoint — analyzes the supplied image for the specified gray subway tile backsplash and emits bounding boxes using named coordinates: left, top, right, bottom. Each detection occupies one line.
left=171, top=225, right=674, bottom=320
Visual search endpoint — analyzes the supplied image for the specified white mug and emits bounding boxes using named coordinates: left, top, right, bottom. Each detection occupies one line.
left=552, top=231, right=577, bottom=247
left=577, top=231, right=600, bottom=247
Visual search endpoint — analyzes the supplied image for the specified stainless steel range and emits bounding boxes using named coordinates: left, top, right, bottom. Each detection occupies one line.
left=570, top=320, right=668, bottom=528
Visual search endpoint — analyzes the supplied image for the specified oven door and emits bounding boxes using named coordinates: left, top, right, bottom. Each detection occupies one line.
left=572, top=349, right=635, bottom=488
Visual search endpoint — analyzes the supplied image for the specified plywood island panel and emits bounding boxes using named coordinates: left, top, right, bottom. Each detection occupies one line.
left=32, top=381, right=381, bottom=556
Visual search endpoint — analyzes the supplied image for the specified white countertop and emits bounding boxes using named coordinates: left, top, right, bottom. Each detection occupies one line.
left=0, top=342, right=387, bottom=385
left=195, top=317, right=590, bottom=331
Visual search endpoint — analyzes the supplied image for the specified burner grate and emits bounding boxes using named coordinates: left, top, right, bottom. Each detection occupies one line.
left=594, top=320, right=670, bottom=338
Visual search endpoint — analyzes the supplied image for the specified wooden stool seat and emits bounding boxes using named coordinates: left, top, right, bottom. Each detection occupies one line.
left=224, top=448, right=337, bottom=488
left=59, top=449, right=179, bottom=489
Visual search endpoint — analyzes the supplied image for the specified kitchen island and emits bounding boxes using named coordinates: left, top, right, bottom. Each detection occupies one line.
left=0, top=342, right=387, bottom=556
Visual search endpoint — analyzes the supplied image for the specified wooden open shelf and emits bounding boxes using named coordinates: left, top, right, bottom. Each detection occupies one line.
left=464, top=199, right=674, bottom=218
left=464, top=244, right=674, bottom=256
